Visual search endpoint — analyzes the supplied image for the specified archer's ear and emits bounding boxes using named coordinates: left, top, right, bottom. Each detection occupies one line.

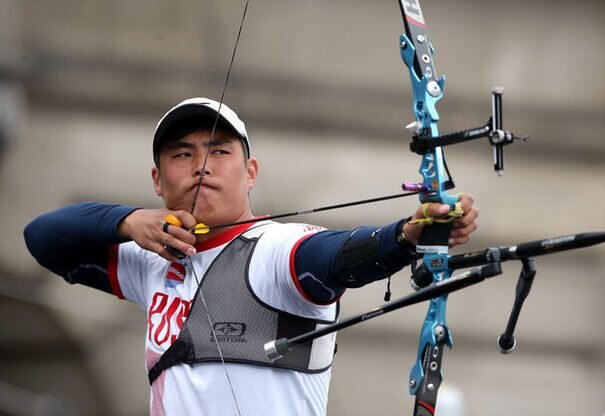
left=247, top=157, right=259, bottom=190
left=151, top=166, right=163, bottom=196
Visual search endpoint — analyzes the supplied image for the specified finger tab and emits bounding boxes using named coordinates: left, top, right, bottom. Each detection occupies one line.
left=165, top=214, right=183, bottom=227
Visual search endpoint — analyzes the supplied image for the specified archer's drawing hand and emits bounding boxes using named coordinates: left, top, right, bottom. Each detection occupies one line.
left=403, top=193, right=479, bottom=247
left=118, top=209, right=198, bottom=261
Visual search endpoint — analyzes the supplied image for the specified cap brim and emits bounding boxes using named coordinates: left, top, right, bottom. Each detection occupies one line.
left=153, top=104, right=247, bottom=160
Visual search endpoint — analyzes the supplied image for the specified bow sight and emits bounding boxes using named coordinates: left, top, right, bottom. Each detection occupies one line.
left=404, top=87, right=528, bottom=179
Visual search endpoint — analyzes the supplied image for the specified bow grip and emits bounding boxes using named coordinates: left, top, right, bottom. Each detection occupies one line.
left=417, top=221, right=452, bottom=254
left=415, top=197, right=460, bottom=254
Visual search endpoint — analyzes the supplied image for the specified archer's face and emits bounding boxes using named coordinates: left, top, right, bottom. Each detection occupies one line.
left=152, top=129, right=258, bottom=227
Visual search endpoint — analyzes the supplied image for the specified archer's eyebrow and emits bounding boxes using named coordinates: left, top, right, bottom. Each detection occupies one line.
left=207, top=137, right=235, bottom=147
left=164, top=136, right=236, bottom=151
left=165, top=141, right=195, bottom=151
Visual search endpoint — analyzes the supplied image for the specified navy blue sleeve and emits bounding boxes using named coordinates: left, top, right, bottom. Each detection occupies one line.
left=24, top=202, right=139, bottom=293
left=294, top=220, right=417, bottom=303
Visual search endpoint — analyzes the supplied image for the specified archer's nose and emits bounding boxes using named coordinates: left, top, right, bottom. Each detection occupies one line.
left=194, top=156, right=212, bottom=177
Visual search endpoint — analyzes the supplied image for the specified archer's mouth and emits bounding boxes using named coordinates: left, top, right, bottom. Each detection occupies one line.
left=190, top=182, right=219, bottom=193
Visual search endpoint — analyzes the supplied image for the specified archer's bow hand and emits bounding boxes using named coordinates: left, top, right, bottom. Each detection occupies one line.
left=403, top=193, right=479, bottom=247
left=118, top=209, right=198, bottom=261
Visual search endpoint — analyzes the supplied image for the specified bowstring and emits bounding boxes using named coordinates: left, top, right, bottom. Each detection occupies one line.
left=190, top=0, right=250, bottom=215
left=187, top=1, right=250, bottom=415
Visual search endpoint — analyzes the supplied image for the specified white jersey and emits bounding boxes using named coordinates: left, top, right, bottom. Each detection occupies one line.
left=107, top=221, right=337, bottom=416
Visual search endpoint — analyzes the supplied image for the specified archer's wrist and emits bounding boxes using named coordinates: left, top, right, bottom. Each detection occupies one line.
left=116, top=208, right=143, bottom=242
left=396, top=218, right=417, bottom=251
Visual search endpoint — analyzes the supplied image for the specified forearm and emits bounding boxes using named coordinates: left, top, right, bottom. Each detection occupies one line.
left=24, top=202, right=139, bottom=289
left=294, top=219, right=417, bottom=303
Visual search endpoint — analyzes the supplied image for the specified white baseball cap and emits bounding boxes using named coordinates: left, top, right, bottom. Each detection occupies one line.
left=153, top=97, right=250, bottom=165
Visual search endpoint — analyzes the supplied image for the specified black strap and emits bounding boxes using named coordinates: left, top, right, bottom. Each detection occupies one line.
left=148, top=339, right=190, bottom=385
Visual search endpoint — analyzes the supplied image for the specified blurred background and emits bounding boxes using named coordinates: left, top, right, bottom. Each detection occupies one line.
left=1, top=0, right=604, bottom=415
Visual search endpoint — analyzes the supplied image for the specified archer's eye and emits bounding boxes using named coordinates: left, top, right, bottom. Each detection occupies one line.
left=173, top=152, right=192, bottom=158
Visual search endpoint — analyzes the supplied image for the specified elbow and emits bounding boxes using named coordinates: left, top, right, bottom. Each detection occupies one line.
left=23, top=218, right=42, bottom=259
left=23, top=215, right=57, bottom=268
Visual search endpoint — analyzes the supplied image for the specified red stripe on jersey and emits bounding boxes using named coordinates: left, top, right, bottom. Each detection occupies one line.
left=107, top=244, right=125, bottom=299
left=289, top=234, right=344, bottom=306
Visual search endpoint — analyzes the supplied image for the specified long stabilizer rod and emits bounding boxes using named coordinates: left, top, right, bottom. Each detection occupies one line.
left=411, top=231, right=605, bottom=289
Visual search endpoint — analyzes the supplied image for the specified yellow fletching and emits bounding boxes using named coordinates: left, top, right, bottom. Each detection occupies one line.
left=193, top=223, right=210, bottom=235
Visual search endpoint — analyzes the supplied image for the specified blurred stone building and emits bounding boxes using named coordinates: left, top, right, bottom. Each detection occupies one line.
left=0, top=1, right=603, bottom=415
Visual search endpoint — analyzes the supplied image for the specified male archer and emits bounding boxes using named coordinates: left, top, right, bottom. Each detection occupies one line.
left=24, top=97, right=478, bottom=416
